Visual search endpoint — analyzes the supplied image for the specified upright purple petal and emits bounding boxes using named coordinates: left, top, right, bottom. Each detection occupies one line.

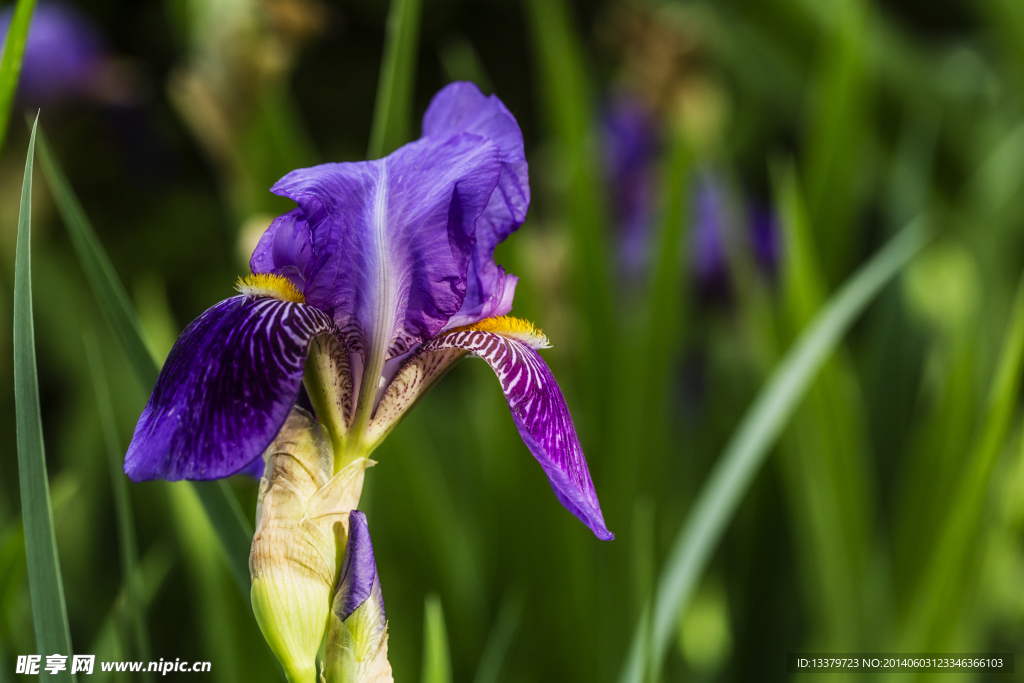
left=601, top=94, right=658, bottom=278
left=424, top=325, right=613, bottom=540
left=423, top=82, right=530, bottom=329
left=0, top=2, right=105, bottom=107
left=250, top=208, right=318, bottom=292
left=253, top=133, right=501, bottom=363
left=335, top=511, right=382, bottom=622
left=125, top=296, right=334, bottom=481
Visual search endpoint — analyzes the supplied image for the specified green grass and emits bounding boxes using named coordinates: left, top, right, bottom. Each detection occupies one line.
left=368, top=0, right=423, bottom=159
left=13, top=115, right=75, bottom=680
left=37, top=125, right=254, bottom=600
left=625, top=215, right=930, bottom=683
left=421, top=594, right=453, bottom=683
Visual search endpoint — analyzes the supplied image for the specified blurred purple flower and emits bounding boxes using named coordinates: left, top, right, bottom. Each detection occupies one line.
left=601, top=93, right=659, bottom=278
left=748, top=202, right=780, bottom=278
left=0, top=1, right=106, bottom=107
left=691, top=172, right=730, bottom=299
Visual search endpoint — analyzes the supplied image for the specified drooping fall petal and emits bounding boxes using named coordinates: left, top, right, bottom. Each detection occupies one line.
left=124, top=296, right=334, bottom=481
left=422, top=317, right=613, bottom=540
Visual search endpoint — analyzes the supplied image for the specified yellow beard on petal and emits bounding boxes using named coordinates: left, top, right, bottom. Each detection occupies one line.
left=236, top=273, right=305, bottom=303
left=453, top=315, right=552, bottom=350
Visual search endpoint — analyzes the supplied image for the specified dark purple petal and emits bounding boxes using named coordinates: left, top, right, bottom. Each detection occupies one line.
left=423, top=82, right=530, bottom=329
left=335, top=511, right=383, bottom=622
left=254, top=133, right=501, bottom=361
left=424, top=329, right=613, bottom=540
left=601, top=94, right=658, bottom=278
left=125, top=296, right=334, bottom=481
left=0, top=2, right=105, bottom=107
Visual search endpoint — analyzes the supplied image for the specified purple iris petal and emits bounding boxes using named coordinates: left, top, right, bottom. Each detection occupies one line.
left=425, top=330, right=613, bottom=540
left=0, top=2, right=105, bottom=107
left=253, top=132, right=501, bottom=361
left=125, top=296, right=334, bottom=481
left=335, top=511, right=383, bottom=622
left=250, top=208, right=318, bottom=293
left=423, top=82, right=530, bottom=329
left=601, top=94, right=658, bottom=278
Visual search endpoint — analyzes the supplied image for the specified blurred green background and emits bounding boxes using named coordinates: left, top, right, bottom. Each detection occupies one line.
left=3, top=0, right=1024, bottom=681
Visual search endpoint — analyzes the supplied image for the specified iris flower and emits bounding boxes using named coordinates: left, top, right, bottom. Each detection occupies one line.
left=125, top=81, right=612, bottom=542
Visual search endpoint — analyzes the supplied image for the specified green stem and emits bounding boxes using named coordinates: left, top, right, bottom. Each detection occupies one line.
left=303, top=336, right=351, bottom=469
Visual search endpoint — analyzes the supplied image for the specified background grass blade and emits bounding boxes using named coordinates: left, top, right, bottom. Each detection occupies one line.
left=36, top=127, right=158, bottom=391
left=36, top=124, right=253, bottom=599
left=623, top=215, right=931, bottom=683
left=82, top=329, right=152, bottom=676
left=897, top=270, right=1024, bottom=657
left=367, top=0, right=422, bottom=159
left=473, top=588, right=524, bottom=683
left=14, top=115, right=75, bottom=678
left=0, top=0, right=35, bottom=159
left=772, top=161, right=876, bottom=650
left=190, top=481, right=254, bottom=596
left=523, top=0, right=615, bottom=427
left=421, top=594, right=453, bottom=683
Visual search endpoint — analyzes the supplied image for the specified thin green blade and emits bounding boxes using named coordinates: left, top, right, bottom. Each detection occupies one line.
left=14, top=114, right=75, bottom=680
left=367, top=0, right=422, bottom=159
left=82, top=329, right=153, bottom=679
left=473, top=588, right=525, bottom=683
left=36, top=127, right=158, bottom=390
left=191, top=480, right=254, bottom=597
left=621, top=216, right=931, bottom=683
left=36, top=124, right=252, bottom=599
left=523, top=0, right=614, bottom=434
left=421, top=594, right=453, bottom=683
left=0, top=0, right=36, bottom=159
left=898, top=271, right=1024, bottom=653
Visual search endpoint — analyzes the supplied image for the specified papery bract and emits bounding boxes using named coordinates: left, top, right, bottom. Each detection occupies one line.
left=250, top=408, right=371, bottom=683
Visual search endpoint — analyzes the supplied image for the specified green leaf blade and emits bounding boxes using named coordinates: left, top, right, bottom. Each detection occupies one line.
left=473, top=588, right=525, bottom=683
left=622, top=216, right=931, bottom=683
left=14, top=114, right=75, bottom=680
left=82, top=330, right=153, bottom=679
left=190, top=480, right=254, bottom=597
left=37, top=124, right=253, bottom=601
left=421, top=594, right=453, bottom=683
left=367, top=0, right=422, bottom=159
left=899, top=271, right=1024, bottom=651
left=36, top=127, right=159, bottom=390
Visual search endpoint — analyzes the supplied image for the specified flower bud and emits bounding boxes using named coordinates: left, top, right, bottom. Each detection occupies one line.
left=250, top=408, right=372, bottom=683
left=325, top=511, right=392, bottom=683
